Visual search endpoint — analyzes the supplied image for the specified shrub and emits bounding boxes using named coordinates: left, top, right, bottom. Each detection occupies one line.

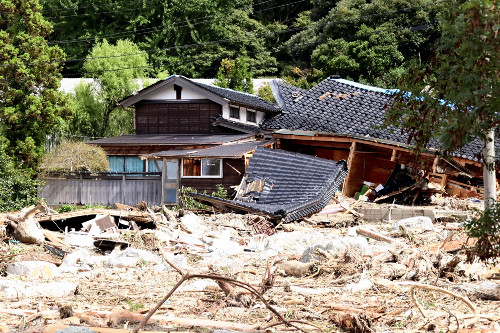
left=0, top=145, right=39, bottom=212
left=464, top=204, right=500, bottom=263
left=39, top=141, right=109, bottom=174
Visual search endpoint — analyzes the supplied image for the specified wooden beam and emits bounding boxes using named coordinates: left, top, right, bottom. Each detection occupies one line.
left=342, top=141, right=358, bottom=197
left=391, top=149, right=397, bottom=162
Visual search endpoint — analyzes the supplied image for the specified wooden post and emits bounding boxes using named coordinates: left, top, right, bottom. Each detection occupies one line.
left=161, top=159, right=166, bottom=204
left=391, top=149, right=397, bottom=162
left=78, top=173, right=83, bottom=205
left=432, top=155, right=439, bottom=173
left=121, top=173, right=126, bottom=205
left=342, top=141, right=357, bottom=197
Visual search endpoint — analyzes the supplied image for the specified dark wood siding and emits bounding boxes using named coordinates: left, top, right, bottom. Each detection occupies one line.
left=180, top=158, right=245, bottom=196
left=135, top=102, right=223, bottom=134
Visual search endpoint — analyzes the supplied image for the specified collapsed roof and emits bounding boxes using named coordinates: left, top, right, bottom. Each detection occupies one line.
left=191, top=146, right=348, bottom=223
left=263, top=77, right=497, bottom=162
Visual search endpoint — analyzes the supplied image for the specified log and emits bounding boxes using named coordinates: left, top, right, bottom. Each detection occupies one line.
left=452, top=281, right=500, bottom=301
left=356, top=227, right=401, bottom=244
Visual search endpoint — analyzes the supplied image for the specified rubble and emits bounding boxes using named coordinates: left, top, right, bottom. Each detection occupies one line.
left=0, top=197, right=499, bottom=333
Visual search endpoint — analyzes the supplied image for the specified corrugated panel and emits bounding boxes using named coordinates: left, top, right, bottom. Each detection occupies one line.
left=40, top=178, right=162, bottom=206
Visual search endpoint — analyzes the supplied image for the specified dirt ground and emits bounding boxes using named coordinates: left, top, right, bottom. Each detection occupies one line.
left=1, top=199, right=499, bottom=333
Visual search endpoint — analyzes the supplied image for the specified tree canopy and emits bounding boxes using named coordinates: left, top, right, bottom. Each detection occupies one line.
left=0, top=0, right=71, bottom=170
left=384, top=0, right=499, bottom=155
left=68, top=39, right=148, bottom=138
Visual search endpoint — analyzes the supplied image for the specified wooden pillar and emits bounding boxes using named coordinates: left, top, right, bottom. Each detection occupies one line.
left=432, top=155, right=439, bottom=173
left=161, top=159, right=166, bottom=204
left=391, top=149, right=397, bottom=162
left=121, top=173, right=126, bottom=205
left=342, top=141, right=357, bottom=197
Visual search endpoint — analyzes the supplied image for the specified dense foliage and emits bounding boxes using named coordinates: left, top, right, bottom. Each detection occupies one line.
left=0, top=0, right=71, bottom=170
left=214, top=51, right=253, bottom=93
left=39, top=141, right=110, bottom=174
left=37, top=0, right=443, bottom=87
left=68, top=39, right=148, bottom=138
left=0, top=142, right=39, bottom=212
left=384, top=0, right=499, bottom=155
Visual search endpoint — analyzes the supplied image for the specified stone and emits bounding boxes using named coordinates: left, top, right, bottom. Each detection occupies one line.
left=7, top=261, right=60, bottom=278
left=59, top=249, right=94, bottom=274
left=180, top=213, right=207, bottom=235
left=56, top=326, right=98, bottom=333
left=161, top=252, right=189, bottom=272
left=392, top=216, right=434, bottom=234
left=209, top=239, right=243, bottom=257
left=346, top=278, right=373, bottom=293
left=105, top=247, right=162, bottom=268
left=264, top=231, right=327, bottom=256
left=301, top=236, right=371, bottom=263
left=0, top=280, right=77, bottom=299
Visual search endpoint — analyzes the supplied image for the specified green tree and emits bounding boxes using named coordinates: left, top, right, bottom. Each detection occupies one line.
left=285, top=0, right=439, bottom=86
left=0, top=0, right=71, bottom=170
left=384, top=0, right=499, bottom=209
left=0, top=140, right=39, bottom=212
left=312, top=25, right=405, bottom=86
left=69, top=39, right=148, bottom=138
left=215, top=51, right=253, bottom=93
left=41, top=0, right=281, bottom=78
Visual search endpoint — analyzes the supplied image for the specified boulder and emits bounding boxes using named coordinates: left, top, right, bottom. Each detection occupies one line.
left=7, top=261, right=60, bottom=278
left=0, top=280, right=77, bottom=299
left=392, top=216, right=434, bottom=234
left=264, top=231, right=327, bottom=256
left=105, top=247, right=162, bottom=268
left=301, top=236, right=371, bottom=263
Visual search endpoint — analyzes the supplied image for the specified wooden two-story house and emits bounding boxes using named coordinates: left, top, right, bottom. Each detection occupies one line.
left=88, top=75, right=280, bottom=203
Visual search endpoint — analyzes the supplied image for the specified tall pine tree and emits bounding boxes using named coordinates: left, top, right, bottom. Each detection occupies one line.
left=0, top=0, right=70, bottom=170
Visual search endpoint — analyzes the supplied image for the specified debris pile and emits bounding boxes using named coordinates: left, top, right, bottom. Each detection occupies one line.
left=0, top=198, right=499, bottom=333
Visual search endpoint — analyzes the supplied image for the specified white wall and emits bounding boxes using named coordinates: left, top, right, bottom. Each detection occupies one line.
left=223, top=104, right=265, bottom=126
left=143, top=85, right=207, bottom=100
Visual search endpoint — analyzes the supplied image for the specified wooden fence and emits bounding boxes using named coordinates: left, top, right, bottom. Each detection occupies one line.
left=39, top=172, right=162, bottom=206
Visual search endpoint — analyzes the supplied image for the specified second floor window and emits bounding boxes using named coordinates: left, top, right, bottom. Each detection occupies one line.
left=247, top=110, right=256, bottom=123
left=230, top=106, right=240, bottom=119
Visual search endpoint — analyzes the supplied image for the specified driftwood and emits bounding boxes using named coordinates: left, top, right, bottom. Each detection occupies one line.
left=7, top=205, right=44, bottom=244
left=357, top=227, right=401, bottom=244
left=410, top=283, right=479, bottom=328
left=132, top=243, right=314, bottom=333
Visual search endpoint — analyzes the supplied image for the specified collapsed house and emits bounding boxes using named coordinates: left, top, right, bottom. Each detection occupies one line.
left=262, top=77, right=498, bottom=202
left=192, top=146, right=348, bottom=223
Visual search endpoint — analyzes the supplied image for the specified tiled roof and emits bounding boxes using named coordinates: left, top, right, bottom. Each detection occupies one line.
left=143, top=139, right=272, bottom=159
left=263, top=78, right=495, bottom=162
left=192, top=80, right=281, bottom=113
left=212, top=116, right=265, bottom=134
left=87, top=134, right=253, bottom=146
left=118, top=75, right=281, bottom=113
left=192, top=147, right=348, bottom=223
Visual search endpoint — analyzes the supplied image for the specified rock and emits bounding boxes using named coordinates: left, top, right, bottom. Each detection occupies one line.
left=0, top=280, right=77, bottom=299
left=180, top=213, right=207, bottom=235
left=301, top=236, right=371, bottom=263
left=179, top=279, right=219, bottom=291
left=392, top=216, right=434, bottom=234
left=264, top=231, right=327, bottom=256
left=374, top=263, right=407, bottom=279
left=209, top=239, right=243, bottom=257
left=105, top=247, right=162, bottom=268
left=452, top=281, right=500, bottom=300
left=161, top=252, right=189, bottom=272
left=56, top=326, right=98, bottom=333
left=279, top=260, right=316, bottom=277
left=7, top=261, right=60, bottom=278
left=59, top=249, right=94, bottom=274
left=346, top=278, right=373, bottom=293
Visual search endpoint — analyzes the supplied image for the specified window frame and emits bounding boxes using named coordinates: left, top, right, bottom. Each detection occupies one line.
left=246, top=110, right=256, bottom=123
left=181, top=158, right=223, bottom=178
left=229, top=106, right=240, bottom=119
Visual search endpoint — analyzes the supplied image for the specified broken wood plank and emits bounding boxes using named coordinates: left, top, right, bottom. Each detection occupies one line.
left=356, top=227, right=401, bottom=244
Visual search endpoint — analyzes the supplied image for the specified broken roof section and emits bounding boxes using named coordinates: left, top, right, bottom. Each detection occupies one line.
left=142, top=139, right=273, bottom=159
left=264, top=77, right=498, bottom=162
left=191, top=147, right=348, bottom=223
